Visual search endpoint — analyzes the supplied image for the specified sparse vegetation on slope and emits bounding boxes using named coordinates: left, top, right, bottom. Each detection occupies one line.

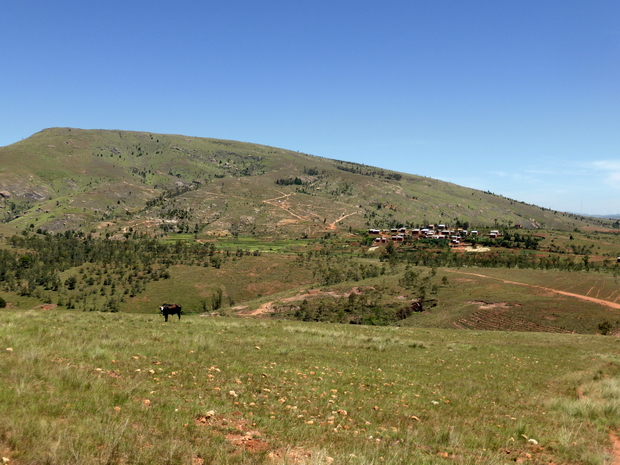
left=1, top=127, right=616, bottom=238
left=3, top=229, right=620, bottom=335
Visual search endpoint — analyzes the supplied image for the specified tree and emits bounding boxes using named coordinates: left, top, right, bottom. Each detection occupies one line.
left=211, top=288, right=223, bottom=311
left=65, top=276, right=77, bottom=290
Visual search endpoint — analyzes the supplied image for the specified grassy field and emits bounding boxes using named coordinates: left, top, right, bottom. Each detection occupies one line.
left=3, top=231, right=620, bottom=463
left=414, top=267, right=620, bottom=334
left=2, top=310, right=620, bottom=464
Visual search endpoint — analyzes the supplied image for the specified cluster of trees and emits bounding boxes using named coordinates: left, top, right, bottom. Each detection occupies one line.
left=276, top=287, right=401, bottom=325
left=384, top=244, right=619, bottom=275
left=281, top=247, right=449, bottom=325
left=296, top=249, right=385, bottom=285
left=472, top=233, right=541, bottom=250
left=0, top=232, right=245, bottom=312
left=277, top=270, right=444, bottom=325
left=333, top=160, right=385, bottom=177
left=303, top=167, right=321, bottom=176
left=275, top=177, right=306, bottom=186
left=398, top=267, right=447, bottom=305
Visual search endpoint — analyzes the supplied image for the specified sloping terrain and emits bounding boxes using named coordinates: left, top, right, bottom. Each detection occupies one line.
left=0, top=127, right=613, bottom=237
left=2, top=309, right=620, bottom=464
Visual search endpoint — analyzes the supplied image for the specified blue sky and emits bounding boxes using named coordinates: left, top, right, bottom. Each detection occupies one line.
left=2, top=1, right=619, bottom=214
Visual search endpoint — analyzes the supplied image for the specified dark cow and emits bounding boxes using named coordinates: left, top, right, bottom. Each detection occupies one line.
left=159, top=303, right=182, bottom=322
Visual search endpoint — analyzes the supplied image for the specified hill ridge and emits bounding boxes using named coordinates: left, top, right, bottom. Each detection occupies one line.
left=0, top=127, right=614, bottom=236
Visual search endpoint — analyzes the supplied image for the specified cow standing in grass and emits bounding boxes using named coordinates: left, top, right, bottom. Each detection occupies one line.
left=160, top=303, right=182, bottom=322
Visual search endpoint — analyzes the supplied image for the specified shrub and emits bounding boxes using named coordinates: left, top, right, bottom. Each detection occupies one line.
left=598, top=320, right=613, bottom=335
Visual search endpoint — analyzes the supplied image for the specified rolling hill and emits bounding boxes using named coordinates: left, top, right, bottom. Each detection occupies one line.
left=0, top=127, right=614, bottom=237
left=5, top=130, right=620, bottom=464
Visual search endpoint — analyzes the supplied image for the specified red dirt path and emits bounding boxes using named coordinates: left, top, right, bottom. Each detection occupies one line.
left=446, top=270, right=620, bottom=310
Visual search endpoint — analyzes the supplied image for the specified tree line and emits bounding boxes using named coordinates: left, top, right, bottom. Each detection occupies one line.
left=0, top=232, right=244, bottom=312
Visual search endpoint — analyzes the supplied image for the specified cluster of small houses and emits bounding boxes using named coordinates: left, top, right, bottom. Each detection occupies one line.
left=368, top=225, right=503, bottom=245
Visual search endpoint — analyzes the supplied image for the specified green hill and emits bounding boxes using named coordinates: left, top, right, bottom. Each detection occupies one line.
left=0, top=127, right=613, bottom=237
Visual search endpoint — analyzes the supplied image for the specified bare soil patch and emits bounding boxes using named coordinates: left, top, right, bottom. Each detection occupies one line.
left=194, top=412, right=315, bottom=463
left=466, top=300, right=511, bottom=310
left=583, top=226, right=620, bottom=234
left=35, top=304, right=58, bottom=311
left=239, top=287, right=364, bottom=316
left=195, top=412, right=269, bottom=453
left=610, top=432, right=620, bottom=465
left=464, top=246, right=490, bottom=252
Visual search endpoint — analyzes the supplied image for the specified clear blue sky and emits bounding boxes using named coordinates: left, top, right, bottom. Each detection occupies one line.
left=2, top=1, right=619, bottom=214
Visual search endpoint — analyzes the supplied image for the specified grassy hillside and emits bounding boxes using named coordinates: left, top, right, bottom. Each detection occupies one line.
left=2, top=310, right=620, bottom=464
left=3, top=129, right=620, bottom=463
left=0, top=128, right=614, bottom=237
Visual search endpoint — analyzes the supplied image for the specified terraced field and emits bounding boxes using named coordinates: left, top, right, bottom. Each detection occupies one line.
left=453, top=305, right=574, bottom=333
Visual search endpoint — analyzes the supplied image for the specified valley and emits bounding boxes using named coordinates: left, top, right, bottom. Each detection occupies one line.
left=3, top=128, right=620, bottom=463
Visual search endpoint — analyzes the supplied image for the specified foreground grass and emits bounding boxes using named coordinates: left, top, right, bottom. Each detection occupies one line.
left=1, top=310, right=620, bottom=464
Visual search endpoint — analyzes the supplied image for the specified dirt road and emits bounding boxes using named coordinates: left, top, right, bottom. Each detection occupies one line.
left=446, top=270, right=620, bottom=310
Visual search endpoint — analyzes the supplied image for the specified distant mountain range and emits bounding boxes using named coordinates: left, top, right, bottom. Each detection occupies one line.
left=0, top=128, right=615, bottom=238
left=587, top=214, right=620, bottom=220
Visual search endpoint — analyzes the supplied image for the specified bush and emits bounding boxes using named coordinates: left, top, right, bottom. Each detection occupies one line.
left=0, top=296, right=6, bottom=308
left=599, top=320, right=613, bottom=335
